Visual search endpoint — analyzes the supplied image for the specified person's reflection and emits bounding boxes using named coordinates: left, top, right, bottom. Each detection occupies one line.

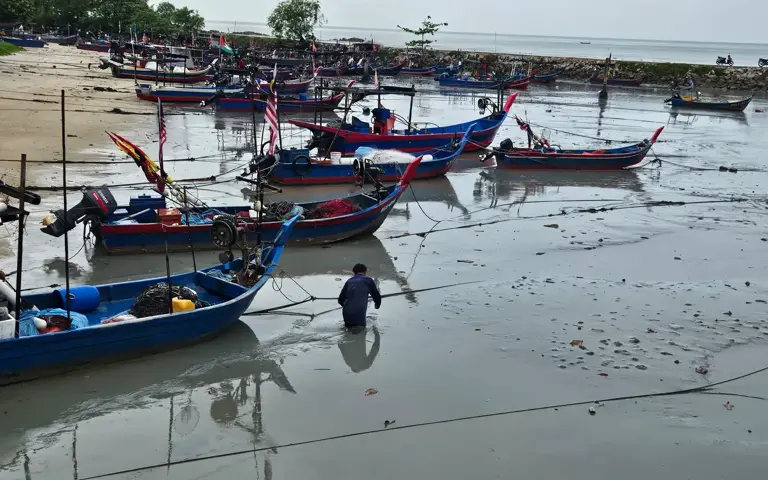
left=338, top=325, right=380, bottom=373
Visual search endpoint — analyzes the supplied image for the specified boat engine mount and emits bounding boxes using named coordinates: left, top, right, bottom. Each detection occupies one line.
left=41, top=188, right=117, bottom=238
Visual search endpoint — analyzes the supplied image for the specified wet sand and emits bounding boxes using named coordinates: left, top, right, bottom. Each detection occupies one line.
left=1, top=47, right=768, bottom=479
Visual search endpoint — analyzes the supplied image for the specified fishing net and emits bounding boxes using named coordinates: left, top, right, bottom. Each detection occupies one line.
left=262, top=201, right=302, bottom=221
left=130, top=283, right=210, bottom=318
left=304, top=199, right=361, bottom=219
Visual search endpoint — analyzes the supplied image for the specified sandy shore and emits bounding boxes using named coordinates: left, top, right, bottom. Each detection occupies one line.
left=0, top=44, right=154, bottom=163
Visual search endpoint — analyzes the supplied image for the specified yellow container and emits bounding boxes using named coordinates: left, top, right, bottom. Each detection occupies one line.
left=172, top=297, right=195, bottom=313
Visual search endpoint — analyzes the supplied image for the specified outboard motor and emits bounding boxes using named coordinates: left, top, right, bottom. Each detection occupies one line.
left=483, top=138, right=513, bottom=163
left=41, top=188, right=117, bottom=238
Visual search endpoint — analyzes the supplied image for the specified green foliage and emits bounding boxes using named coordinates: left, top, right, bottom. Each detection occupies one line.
left=0, top=0, right=35, bottom=24
left=0, top=0, right=204, bottom=37
left=397, top=16, right=447, bottom=53
left=0, top=42, right=24, bottom=56
left=267, top=0, right=324, bottom=42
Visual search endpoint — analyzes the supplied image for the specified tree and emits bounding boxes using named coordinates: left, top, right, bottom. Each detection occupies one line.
left=0, top=0, right=35, bottom=23
left=397, top=16, right=447, bottom=53
left=267, top=0, right=324, bottom=42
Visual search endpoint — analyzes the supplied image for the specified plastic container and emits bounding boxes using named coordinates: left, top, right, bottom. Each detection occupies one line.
left=330, top=152, right=342, bottom=164
left=172, top=297, right=195, bottom=313
left=0, top=319, right=15, bottom=340
left=55, top=285, right=100, bottom=313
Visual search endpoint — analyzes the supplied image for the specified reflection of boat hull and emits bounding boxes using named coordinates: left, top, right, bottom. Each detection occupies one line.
left=665, top=95, right=752, bottom=112
left=494, top=127, right=663, bottom=170
left=217, top=91, right=345, bottom=113
left=589, top=76, right=642, bottom=87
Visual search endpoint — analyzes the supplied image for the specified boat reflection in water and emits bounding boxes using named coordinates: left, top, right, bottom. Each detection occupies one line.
left=389, top=175, right=469, bottom=221
left=472, top=167, right=649, bottom=208
left=668, top=111, right=748, bottom=127
left=0, top=322, right=293, bottom=479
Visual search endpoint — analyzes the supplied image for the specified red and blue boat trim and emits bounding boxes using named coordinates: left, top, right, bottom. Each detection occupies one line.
left=270, top=124, right=474, bottom=185
left=289, top=93, right=517, bottom=155
left=664, top=95, right=752, bottom=112
left=532, top=71, right=563, bottom=83
left=493, top=127, right=664, bottom=170
left=111, top=65, right=212, bottom=83
left=96, top=159, right=422, bottom=253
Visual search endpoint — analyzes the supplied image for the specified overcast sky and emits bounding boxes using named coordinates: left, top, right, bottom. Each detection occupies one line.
left=169, top=0, right=764, bottom=44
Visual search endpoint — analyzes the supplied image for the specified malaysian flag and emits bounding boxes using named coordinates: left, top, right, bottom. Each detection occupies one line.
left=157, top=99, right=167, bottom=192
left=265, top=65, right=279, bottom=155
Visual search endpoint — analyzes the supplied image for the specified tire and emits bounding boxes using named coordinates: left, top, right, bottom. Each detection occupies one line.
left=292, top=155, right=312, bottom=176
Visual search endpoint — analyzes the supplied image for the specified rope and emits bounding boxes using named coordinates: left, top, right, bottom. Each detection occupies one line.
left=79, top=362, right=768, bottom=480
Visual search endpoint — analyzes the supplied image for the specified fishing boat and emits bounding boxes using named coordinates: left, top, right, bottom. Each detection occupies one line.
left=376, top=65, right=403, bottom=76
left=0, top=210, right=298, bottom=383
left=664, top=93, right=752, bottom=112
left=216, top=88, right=348, bottom=113
left=0, top=36, right=46, bottom=48
left=489, top=120, right=664, bottom=170
left=589, top=76, right=643, bottom=87
left=504, top=76, right=532, bottom=89
left=42, top=34, right=78, bottom=46
left=532, top=71, right=563, bottom=83
left=76, top=41, right=116, bottom=53
left=400, top=66, right=437, bottom=76
left=291, top=92, right=517, bottom=155
left=438, top=76, right=504, bottom=89
left=110, top=64, right=212, bottom=83
left=316, top=66, right=347, bottom=77
left=134, top=77, right=314, bottom=103
left=269, top=124, right=472, bottom=185
left=93, top=157, right=422, bottom=252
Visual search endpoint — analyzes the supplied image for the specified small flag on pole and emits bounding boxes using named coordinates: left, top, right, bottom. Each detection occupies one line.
left=311, top=42, right=317, bottom=53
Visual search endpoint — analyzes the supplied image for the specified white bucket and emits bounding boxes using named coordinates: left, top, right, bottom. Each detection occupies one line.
left=330, top=152, right=342, bottom=164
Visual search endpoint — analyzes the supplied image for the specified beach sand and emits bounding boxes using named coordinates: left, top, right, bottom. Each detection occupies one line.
left=0, top=44, right=153, bottom=164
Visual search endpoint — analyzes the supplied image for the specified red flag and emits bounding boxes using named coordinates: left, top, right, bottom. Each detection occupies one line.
left=142, top=33, right=147, bottom=43
left=311, top=42, right=317, bottom=53
left=219, top=34, right=226, bottom=47
left=372, top=43, right=378, bottom=52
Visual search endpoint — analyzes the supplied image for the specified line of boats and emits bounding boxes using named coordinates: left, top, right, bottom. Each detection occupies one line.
left=2, top=35, right=756, bottom=385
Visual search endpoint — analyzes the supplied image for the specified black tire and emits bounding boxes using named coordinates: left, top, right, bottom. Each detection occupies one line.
left=261, top=141, right=280, bottom=156
left=292, top=155, right=312, bottom=176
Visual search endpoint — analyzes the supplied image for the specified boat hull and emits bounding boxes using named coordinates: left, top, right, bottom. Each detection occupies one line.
left=111, top=65, right=211, bottom=83
left=217, top=92, right=344, bottom=112
left=400, top=67, right=436, bottom=76
left=495, top=127, right=663, bottom=170
left=1, top=37, right=46, bottom=48
left=666, top=96, right=752, bottom=112
left=533, top=71, right=562, bottom=83
left=77, top=43, right=116, bottom=53
left=98, top=185, right=405, bottom=253
left=589, top=76, right=643, bottom=87
left=0, top=218, right=295, bottom=384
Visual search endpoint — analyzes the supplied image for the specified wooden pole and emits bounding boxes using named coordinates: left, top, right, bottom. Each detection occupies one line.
left=14, top=154, right=27, bottom=337
left=183, top=187, right=197, bottom=272
left=61, top=90, right=71, bottom=323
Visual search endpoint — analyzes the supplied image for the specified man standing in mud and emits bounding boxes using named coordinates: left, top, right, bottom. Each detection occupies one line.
left=338, top=264, right=381, bottom=328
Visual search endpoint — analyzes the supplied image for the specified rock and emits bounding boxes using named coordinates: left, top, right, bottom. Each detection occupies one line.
left=628, top=336, right=640, bottom=344
left=635, top=364, right=648, bottom=370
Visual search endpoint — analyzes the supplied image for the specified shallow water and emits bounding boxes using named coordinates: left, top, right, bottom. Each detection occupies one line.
left=1, top=80, right=768, bottom=479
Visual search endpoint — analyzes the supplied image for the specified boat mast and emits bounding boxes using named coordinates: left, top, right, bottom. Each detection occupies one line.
left=60, top=90, right=71, bottom=324
left=406, top=84, right=414, bottom=132
left=13, top=154, right=27, bottom=336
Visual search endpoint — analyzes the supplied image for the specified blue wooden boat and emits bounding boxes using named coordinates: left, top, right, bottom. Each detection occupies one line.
left=0, top=216, right=297, bottom=384
left=1, top=36, right=46, bottom=48
left=270, top=124, right=472, bottom=185
left=215, top=87, right=348, bottom=113
left=95, top=158, right=422, bottom=252
left=491, top=126, right=664, bottom=170
left=290, top=93, right=517, bottom=155
left=664, top=94, right=752, bottom=112
left=400, top=66, right=437, bottom=76
left=135, top=78, right=314, bottom=103
left=439, top=76, right=502, bottom=89
left=533, top=71, right=563, bottom=83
